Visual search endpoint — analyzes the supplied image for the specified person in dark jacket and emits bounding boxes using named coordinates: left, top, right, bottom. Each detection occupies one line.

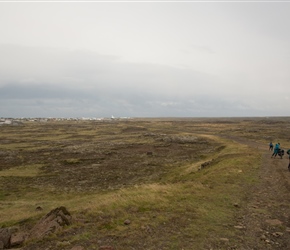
left=287, top=149, right=290, bottom=171
left=269, top=142, right=273, bottom=151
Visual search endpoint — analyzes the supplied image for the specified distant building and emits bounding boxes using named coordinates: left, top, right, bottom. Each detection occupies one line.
left=0, top=119, right=23, bottom=126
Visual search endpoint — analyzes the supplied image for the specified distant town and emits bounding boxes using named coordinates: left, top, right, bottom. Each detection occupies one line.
left=0, top=116, right=132, bottom=126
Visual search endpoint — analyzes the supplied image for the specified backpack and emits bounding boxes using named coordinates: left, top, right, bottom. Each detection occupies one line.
left=287, top=149, right=290, bottom=155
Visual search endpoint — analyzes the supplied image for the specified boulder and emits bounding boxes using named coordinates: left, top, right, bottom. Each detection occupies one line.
left=10, top=232, right=26, bottom=248
left=28, top=206, right=72, bottom=240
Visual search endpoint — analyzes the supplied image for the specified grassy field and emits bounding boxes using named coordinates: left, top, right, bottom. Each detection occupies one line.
left=1, top=117, right=290, bottom=249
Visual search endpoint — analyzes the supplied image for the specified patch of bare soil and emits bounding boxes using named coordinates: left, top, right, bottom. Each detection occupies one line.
left=0, top=122, right=219, bottom=195
left=230, top=138, right=290, bottom=249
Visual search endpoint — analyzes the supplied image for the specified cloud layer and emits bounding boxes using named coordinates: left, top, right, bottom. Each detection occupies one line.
left=0, top=2, right=290, bottom=118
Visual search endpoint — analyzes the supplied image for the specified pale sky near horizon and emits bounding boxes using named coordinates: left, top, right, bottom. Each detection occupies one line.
left=0, top=1, right=290, bottom=118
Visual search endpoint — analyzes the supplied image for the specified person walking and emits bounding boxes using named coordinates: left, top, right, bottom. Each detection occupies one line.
left=269, top=142, right=273, bottom=151
left=287, top=149, right=290, bottom=171
left=271, top=143, right=280, bottom=158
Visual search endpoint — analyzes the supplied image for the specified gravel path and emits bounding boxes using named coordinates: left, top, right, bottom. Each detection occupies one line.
left=230, top=137, right=290, bottom=249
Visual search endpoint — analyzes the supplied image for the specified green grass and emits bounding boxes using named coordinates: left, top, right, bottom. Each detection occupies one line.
left=0, top=164, right=44, bottom=177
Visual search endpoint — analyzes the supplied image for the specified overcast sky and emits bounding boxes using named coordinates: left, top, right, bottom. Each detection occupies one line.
left=0, top=1, right=290, bottom=118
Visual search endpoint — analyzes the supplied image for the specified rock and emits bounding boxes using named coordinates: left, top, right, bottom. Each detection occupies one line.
left=70, top=246, right=85, bottom=250
left=36, top=206, right=43, bottom=211
left=265, top=219, right=282, bottom=226
left=233, top=203, right=240, bottom=208
left=198, top=160, right=213, bottom=170
left=28, top=206, right=72, bottom=240
left=260, top=234, right=267, bottom=240
left=272, top=232, right=283, bottom=237
left=124, top=219, right=131, bottom=225
left=10, top=232, right=26, bottom=247
left=220, top=238, right=229, bottom=242
left=0, top=228, right=11, bottom=249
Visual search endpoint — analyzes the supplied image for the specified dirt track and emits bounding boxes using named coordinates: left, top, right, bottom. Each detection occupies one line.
left=229, top=137, right=290, bottom=249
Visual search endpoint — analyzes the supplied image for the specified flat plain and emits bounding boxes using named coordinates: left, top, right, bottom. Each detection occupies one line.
left=1, top=117, right=290, bottom=249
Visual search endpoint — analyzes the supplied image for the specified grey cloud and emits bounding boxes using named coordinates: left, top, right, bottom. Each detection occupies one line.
left=0, top=86, right=277, bottom=118
left=0, top=44, right=287, bottom=118
left=0, top=44, right=216, bottom=95
left=0, top=84, right=87, bottom=99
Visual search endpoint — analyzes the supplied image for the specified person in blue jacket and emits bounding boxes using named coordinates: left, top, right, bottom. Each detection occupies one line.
left=271, top=143, right=280, bottom=158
